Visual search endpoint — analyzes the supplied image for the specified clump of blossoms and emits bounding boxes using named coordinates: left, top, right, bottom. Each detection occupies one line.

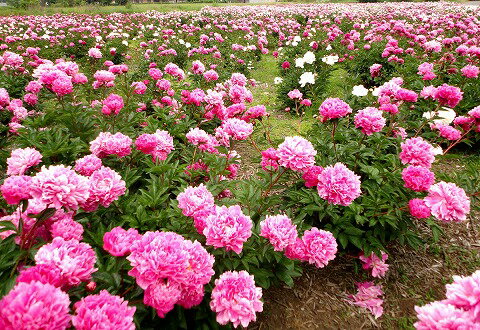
left=317, top=163, right=361, bottom=206
left=203, top=205, right=253, bottom=254
left=126, top=231, right=214, bottom=318
left=0, top=281, right=71, bottom=329
left=415, top=270, right=480, bottom=329
left=277, top=136, right=316, bottom=172
left=210, top=270, right=263, bottom=328
left=260, top=214, right=298, bottom=251
left=72, top=290, right=136, bottom=330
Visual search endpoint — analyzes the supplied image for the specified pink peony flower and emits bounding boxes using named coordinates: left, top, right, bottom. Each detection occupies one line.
left=399, top=137, right=435, bottom=168
left=203, top=69, right=219, bottom=82
left=103, top=227, right=141, bottom=257
left=319, top=98, right=352, bottom=121
left=301, top=227, right=337, bottom=268
left=50, top=215, right=84, bottom=241
left=348, top=282, right=384, bottom=319
left=317, top=163, right=361, bottom=206
left=81, top=166, right=126, bottom=211
left=6, top=147, right=42, bottom=176
left=177, top=184, right=215, bottom=218
left=277, top=136, right=316, bottom=172
left=75, top=154, right=102, bottom=176
left=221, top=118, right=253, bottom=141
left=370, top=64, right=382, bottom=77
left=445, top=270, right=480, bottom=319
left=210, top=270, right=263, bottom=328
left=136, top=130, right=174, bottom=161
left=354, top=107, right=386, bottom=135
left=260, top=214, right=298, bottom=251
left=402, top=165, right=435, bottom=192
left=359, top=252, right=389, bottom=278
left=101, top=93, right=124, bottom=116
left=16, top=264, right=63, bottom=288
left=143, top=281, right=182, bottom=318
left=461, top=65, right=479, bottom=79
left=433, top=84, right=463, bottom=108
left=436, top=124, right=462, bottom=141
left=408, top=198, right=431, bottom=219
left=203, top=205, right=253, bottom=254
left=302, top=165, right=324, bottom=188
left=51, top=76, right=73, bottom=97
left=261, top=148, right=280, bottom=171
left=414, top=302, right=474, bottom=330
left=0, top=281, right=71, bottom=329
left=424, top=182, right=470, bottom=223
left=287, top=89, right=303, bottom=100
left=90, top=132, right=132, bottom=158
left=72, top=290, right=136, bottom=330
left=30, top=165, right=89, bottom=210
left=35, top=237, right=97, bottom=287
left=88, top=48, right=102, bottom=59
left=1, top=175, right=32, bottom=205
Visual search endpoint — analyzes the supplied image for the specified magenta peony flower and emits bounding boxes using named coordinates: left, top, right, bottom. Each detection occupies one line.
left=80, top=166, right=126, bottom=212
left=277, top=136, right=316, bottom=172
left=354, top=107, right=386, bottom=135
left=51, top=76, right=73, bottom=97
left=433, top=84, right=463, bottom=108
left=210, top=270, right=263, bottom=328
left=436, top=124, right=462, bottom=141
left=75, top=154, right=102, bottom=176
left=359, top=252, right=389, bottom=278
left=35, top=237, right=97, bottom=287
left=0, top=281, right=71, bottom=329
left=408, top=199, right=431, bottom=219
left=317, top=163, right=361, bottom=206
left=370, top=64, right=382, bottom=77
left=319, top=98, right=352, bottom=121
left=103, top=227, right=141, bottom=257
left=260, top=214, right=298, bottom=251
left=402, top=165, right=435, bottom=192
left=16, top=264, right=63, bottom=288
left=461, top=65, right=479, bottom=79
left=261, top=148, right=280, bottom=171
left=72, top=290, right=136, bottom=330
left=1, top=175, right=32, bottom=205
left=136, top=130, right=174, bottom=161
left=30, top=165, right=89, bottom=210
left=399, top=137, right=435, bottom=168
left=221, top=118, right=253, bottom=141
left=424, top=182, right=470, bottom=223
left=414, top=302, right=474, bottom=330
left=348, top=282, right=384, bottom=319
left=445, top=270, right=480, bottom=317
left=143, top=281, right=182, bottom=318
left=177, top=183, right=215, bottom=217
left=285, top=237, right=308, bottom=261
left=101, top=93, right=124, bottom=116
left=50, top=215, right=84, bottom=241
left=6, top=147, right=42, bottom=176
left=301, top=227, right=337, bottom=268
left=90, top=132, right=132, bottom=158
left=204, top=205, right=253, bottom=254
left=302, top=165, right=324, bottom=188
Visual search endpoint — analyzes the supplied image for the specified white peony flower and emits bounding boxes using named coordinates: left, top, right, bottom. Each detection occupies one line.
left=293, top=36, right=301, bottom=42
left=303, top=51, right=316, bottom=64
left=352, top=85, right=369, bottom=97
left=292, top=41, right=298, bottom=47
left=326, top=44, right=333, bottom=51
left=295, top=58, right=305, bottom=68
left=321, top=55, right=339, bottom=65
left=299, top=72, right=315, bottom=87
left=432, top=146, right=443, bottom=156
left=274, top=77, right=283, bottom=84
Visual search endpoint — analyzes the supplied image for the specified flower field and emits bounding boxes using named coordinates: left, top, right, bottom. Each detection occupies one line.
left=0, top=2, right=480, bottom=329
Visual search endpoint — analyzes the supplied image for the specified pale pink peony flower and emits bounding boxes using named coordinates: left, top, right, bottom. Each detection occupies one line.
left=30, top=165, right=89, bottom=210
left=203, top=205, right=253, bottom=254
left=6, top=147, right=42, bottom=176
left=408, top=198, right=431, bottom=219
left=1, top=175, right=32, bottom=205
left=260, top=214, right=298, bottom=251
left=89, top=132, right=132, bottom=158
left=177, top=183, right=215, bottom=217
left=348, top=282, right=384, bottom=319
left=424, top=182, right=470, bottom=223
left=221, top=118, right=253, bottom=141
left=80, top=166, right=126, bottom=212
left=72, top=290, right=136, bottom=330
left=277, top=136, right=316, bottom=172
left=75, top=154, right=102, bottom=176
left=302, top=227, right=337, bottom=268
left=399, top=137, right=435, bottom=168
left=319, top=98, right=352, bottom=121
left=143, top=281, right=182, bottom=318
left=402, top=165, right=435, bottom=192
left=414, top=302, right=474, bottom=330
left=103, top=227, right=141, bottom=257
left=287, top=89, right=303, bottom=100
left=354, top=107, right=386, bottom=135
left=35, top=237, right=97, bottom=287
left=359, top=252, right=389, bottom=278
left=436, top=124, right=462, bottom=141
left=0, top=281, right=71, bottom=329
left=370, top=64, right=382, bottom=77
left=461, top=65, right=479, bottom=79
left=88, top=48, right=102, bottom=59
left=317, top=163, right=361, bottom=206
left=210, top=270, right=263, bottom=328
left=50, top=215, right=84, bottom=241
left=445, top=270, right=480, bottom=317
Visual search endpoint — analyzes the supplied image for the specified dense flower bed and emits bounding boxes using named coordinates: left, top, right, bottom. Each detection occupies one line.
left=0, top=3, right=479, bottom=328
